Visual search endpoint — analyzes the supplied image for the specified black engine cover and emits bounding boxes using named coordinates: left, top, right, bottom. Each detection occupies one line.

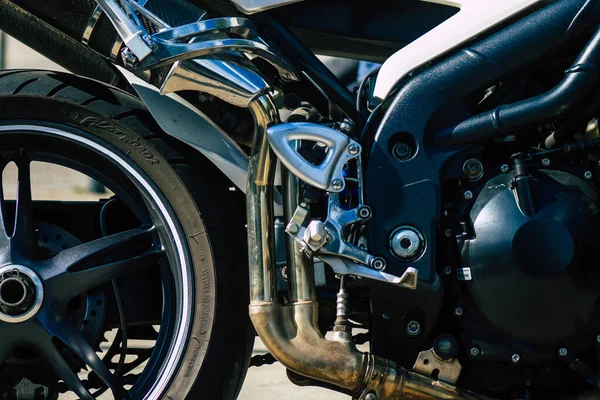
left=461, top=169, right=600, bottom=344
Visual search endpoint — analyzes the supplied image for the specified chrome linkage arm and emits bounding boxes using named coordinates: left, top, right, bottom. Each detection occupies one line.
left=95, top=0, right=298, bottom=81
left=271, top=122, right=418, bottom=288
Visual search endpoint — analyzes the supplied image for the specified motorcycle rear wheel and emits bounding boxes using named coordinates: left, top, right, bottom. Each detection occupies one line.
left=0, top=70, right=253, bottom=400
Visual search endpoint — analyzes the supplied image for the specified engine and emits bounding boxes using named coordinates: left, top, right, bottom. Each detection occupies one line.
left=445, top=149, right=600, bottom=396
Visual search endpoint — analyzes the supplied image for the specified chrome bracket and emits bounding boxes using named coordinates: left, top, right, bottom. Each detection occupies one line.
left=285, top=194, right=418, bottom=289
left=94, top=0, right=298, bottom=81
left=266, top=123, right=361, bottom=192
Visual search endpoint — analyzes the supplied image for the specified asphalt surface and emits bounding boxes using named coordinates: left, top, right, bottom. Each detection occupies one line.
left=1, top=34, right=352, bottom=399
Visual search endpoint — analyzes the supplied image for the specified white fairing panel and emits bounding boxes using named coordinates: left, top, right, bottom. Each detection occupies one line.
left=373, top=0, right=544, bottom=101
left=230, top=0, right=305, bottom=14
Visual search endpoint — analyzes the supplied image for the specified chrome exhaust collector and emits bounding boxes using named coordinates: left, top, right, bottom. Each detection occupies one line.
left=246, top=93, right=482, bottom=400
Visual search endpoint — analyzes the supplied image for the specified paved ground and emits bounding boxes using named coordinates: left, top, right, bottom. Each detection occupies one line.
left=1, top=34, right=352, bottom=399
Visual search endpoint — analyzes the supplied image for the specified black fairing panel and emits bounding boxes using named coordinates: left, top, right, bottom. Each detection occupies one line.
left=266, top=0, right=459, bottom=62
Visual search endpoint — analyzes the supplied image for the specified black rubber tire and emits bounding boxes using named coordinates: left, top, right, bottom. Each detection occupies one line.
left=0, top=70, right=254, bottom=400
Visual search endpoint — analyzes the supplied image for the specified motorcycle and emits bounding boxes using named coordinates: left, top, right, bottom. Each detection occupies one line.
left=0, top=0, right=599, bottom=398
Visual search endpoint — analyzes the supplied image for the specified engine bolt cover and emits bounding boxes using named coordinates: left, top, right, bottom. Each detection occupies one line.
left=389, top=226, right=425, bottom=261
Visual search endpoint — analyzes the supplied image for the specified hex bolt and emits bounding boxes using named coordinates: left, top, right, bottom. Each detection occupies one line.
left=463, top=159, right=484, bottom=181
left=443, top=266, right=452, bottom=275
left=364, top=393, right=377, bottom=400
left=444, top=229, right=453, bottom=238
left=584, top=171, right=593, bottom=180
left=558, top=348, right=568, bottom=357
left=358, top=205, right=373, bottom=220
left=454, top=306, right=464, bottom=317
left=406, top=320, right=421, bottom=336
left=469, top=346, right=481, bottom=357
left=463, top=191, right=474, bottom=200
left=331, top=179, right=344, bottom=190
left=348, top=143, right=360, bottom=155
left=287, top=223, right=300, bottom=234
left=438, top=338, right=453, bottom=353
left=511, top=353, right=521, bottom=363
left=541, top=158, right=551, bottom=167
left=500, top=164, right=510, bottom=174
left=371, top=258, right=386, bottom=271
left=392, top=143, right=412, bottom=161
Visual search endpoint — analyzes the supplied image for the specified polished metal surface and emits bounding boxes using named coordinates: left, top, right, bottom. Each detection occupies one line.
left=160, top=59, right=268, bottom=108
left=390, top=227, right=425, bottom=260
left=95, top=0, right=153, bottom=60
left=266, top=122, right=361, bottom=192
left=82, top=6, right=103, bottom=45
left=230, top=0, right=305, bottom=14
left=0, top=265, right=43, bottom=323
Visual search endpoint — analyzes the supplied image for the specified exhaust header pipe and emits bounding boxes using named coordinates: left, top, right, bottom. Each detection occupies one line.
left=245, top=93, right=483, bottom=400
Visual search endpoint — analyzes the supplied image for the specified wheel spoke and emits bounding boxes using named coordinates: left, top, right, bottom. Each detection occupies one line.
left=42, top=226, right=162, bottom=301
left=52, top=320, right=129, bottom=399
left=31, top=321, right=95, bottom=400
left=0, top=160, right=11, bottom=263
left=11, top=152, right=36, bottom=252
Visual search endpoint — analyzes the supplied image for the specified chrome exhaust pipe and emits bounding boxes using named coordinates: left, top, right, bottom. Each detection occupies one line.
left=246, top=93, right=483, bottom=399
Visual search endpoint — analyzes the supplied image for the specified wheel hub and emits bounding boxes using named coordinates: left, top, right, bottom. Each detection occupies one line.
left=0, top=265, right=43, bottom=323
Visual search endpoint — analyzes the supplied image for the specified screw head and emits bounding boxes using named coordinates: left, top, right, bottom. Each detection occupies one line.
left=288, top=223, right=300, bottom=234
left=348, top=143, right=360, bottom=155
left=443, top=266, right=452, bottom=275
left=364, top=393, right=377, bottom=400
left=463, top=159, right=484, bottom=181
left=584, top=171, right=593, bottom=180
left=596, top=334, right=600, bottom=344
left=511, top=353, right=521, bottom=363
left=438, top=339, right=453, bottom=353
left=500, top=164, right=510, bottom=174
left=371, top=257, right=386, bottom=271
left=358, top=205, right=373, bottom=220
left=331, top=179, right=344, bottom=190
left=454, top=306, right=464, bottom=317
left=463, top=191, right=474, bottom=200
left=469, top=346, right=481, bottom=357
left=406, top=320, right=421, bottom=336
left=444, top=229, right=453, bottom=238
left=558, top=348, right=568, bottom=357
left=541, top=158, right=551, bottom=167
left=392, top=143, right=412, bottom=161
left=281, top=266, right=288, bottom=280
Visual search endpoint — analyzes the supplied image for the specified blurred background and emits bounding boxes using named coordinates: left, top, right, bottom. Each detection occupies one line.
left=0, top=31, right=357, bottom=399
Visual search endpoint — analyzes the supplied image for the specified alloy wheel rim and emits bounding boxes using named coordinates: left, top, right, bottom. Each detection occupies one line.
left=0, top=124, right=196, bottom=399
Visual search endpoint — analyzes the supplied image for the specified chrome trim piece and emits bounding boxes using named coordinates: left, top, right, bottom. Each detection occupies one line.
left=160, top=59, right=268, bottom=108
left=95, top=0, right=298, bottom=82
left=0, top=265, right=43, bottom=324
left=0, top=125, right=190, bottom=400
left=266, top=122, right=360, bottom=192
left=82, top=6, right=103, bottom=45
left=95, top=0, right=153, bottom=61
